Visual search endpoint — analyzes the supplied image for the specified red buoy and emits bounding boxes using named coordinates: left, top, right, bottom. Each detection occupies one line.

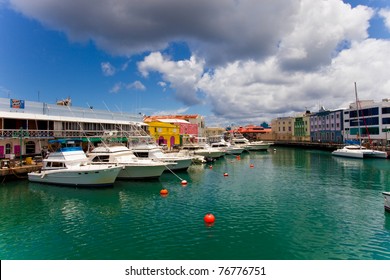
left=204, top=213, right=215, bottom=224
left=160, top=188, right=169, bottom=196
left=223, top=172, right=228, bottom=176
left=209, top=165, right=213, bottom=169
left=250, top=164, right=254, bottom=168
left=236, top=155, right=241, bottom=160
left=181, top=180, right=188, bottom=186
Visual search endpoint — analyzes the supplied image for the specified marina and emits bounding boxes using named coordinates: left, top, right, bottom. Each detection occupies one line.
left=1, top=147, right=389, bottom=260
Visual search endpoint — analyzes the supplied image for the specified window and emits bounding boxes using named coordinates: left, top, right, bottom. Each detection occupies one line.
left=91, top=155, right=110, bottom=162
left=5, top=143, right=11, bottom=154
left=25, top=141, right=35, bottom=154
left=382, top=107, right=390, bottom=114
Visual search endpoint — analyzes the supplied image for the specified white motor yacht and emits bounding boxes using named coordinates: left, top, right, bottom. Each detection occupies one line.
left=87, top=144, right=167, bottom=179
left=130, top=142, right=192, bottom=171
left=231, top=135, right=271, bottom=151
left=28, top=139, right=122, bottom=187
left=181, top=136, right=225, bottom=160
left=210, top=139, right=244, bottom=155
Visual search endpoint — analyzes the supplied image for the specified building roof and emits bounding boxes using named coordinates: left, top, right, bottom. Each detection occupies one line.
left=157, top=119, right=190, bottom=124
left=0, top=97, right=142, bottom=125
left=235, top=125, right=271, bottom=133
left=146, top=114, right=200, bottom=121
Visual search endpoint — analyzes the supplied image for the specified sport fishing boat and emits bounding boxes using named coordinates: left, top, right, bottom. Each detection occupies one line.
left=87, top=143, right=167, bottom=179
left=210, top=139, right=244, bottom=155
left=130, top=141, right=192, bottom=171
left=180, top=136, right=225, bottom=160
left=28, top=139, right=122, bottom=187
left=231, top=134, right=271, bottom=151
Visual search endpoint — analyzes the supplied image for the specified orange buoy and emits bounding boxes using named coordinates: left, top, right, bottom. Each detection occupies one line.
left=236, top=155, right=241, bottom=160
left=204, top=213, right=215, bottom=224
left=250, top=164, right=254, bottom=168
left=181, top=180, right=188, bottom=186
left=223, top=172, right=228, bottom=177
left=160, top=188, right=169, bottom=196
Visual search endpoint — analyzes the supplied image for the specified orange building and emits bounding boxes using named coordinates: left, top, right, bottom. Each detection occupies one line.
left=232, top=125, right=272, bottom=141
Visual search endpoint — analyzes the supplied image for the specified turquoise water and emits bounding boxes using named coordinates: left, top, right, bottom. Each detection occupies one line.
left=1, top=147, right=390, bottom=260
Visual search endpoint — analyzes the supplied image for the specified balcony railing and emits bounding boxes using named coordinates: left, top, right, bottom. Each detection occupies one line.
left=0, top=129, right=126, bottom=139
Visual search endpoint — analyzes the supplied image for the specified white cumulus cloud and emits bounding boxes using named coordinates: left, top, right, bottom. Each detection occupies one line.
left=101, top=62, right=116, bottom=76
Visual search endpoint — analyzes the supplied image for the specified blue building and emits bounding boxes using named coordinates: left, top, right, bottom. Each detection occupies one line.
left=310, top=107, right=343, bottom=143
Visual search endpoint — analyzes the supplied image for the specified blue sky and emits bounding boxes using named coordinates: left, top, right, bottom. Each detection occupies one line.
left=1, top=0, right=390, bottom=126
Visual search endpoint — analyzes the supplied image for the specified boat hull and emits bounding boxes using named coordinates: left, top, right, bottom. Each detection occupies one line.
left=383, top=192, right=390, bottom=212
left=332, top=148, right=387, bottom=159
left=162, top=158, right=192, bottom=171
left=117, top=164, right=166, bottom=179
left=194, top=150, right=225, bottom=159
left=244, top=143, right=270, bottom=151
left=225, top=147, right=245, bottom=155
left=28, top=165, right=122, bottom=187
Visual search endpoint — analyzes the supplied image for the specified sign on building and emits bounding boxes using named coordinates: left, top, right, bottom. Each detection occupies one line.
left=10, top=99, right=25, bottom=109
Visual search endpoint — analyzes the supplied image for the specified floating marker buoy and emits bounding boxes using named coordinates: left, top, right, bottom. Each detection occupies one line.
left=250, top=164, right=254, bottom=168
left=181, top=180, right=188, bottom=186
left=160, top=188, right=169, bottom=196
left=204, top=213, right=215, bottom=224
left=209, top=165, right=213, bottom=169
left=223, top=172, right=228, bottom=177
left=236, top=155, right=241, bottom=160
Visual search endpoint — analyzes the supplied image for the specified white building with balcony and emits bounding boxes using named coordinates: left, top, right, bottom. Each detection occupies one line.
left=0, top=97, right=142, bottom=159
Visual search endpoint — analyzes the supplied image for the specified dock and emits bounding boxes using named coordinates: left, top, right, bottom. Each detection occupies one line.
left=273, top=141, right=342, bottom=151
left=1, top=159, right=42, bottom=182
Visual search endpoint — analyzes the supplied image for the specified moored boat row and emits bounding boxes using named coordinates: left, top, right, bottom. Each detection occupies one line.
left=26, top=135, right=273, bottom=187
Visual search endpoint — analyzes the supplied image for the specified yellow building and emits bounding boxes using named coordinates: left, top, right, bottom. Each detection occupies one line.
left=145, top=120, right=181, bottom=149
left=271, top=117, right=294, bottom=141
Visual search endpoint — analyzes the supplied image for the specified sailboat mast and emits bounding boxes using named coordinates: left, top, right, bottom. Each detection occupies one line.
left=354, top=82, right=362, bottom=147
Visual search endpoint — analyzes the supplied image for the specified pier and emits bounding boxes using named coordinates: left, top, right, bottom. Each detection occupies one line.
left=0, top=159, right=42, bottom=181
left=274, top=141, right=343, bottom=151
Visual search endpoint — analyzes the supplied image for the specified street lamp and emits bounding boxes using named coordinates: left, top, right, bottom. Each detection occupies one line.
left=19, top=127, right=23, bottom=166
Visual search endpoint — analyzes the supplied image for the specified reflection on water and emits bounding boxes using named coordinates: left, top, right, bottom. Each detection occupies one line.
left=1, top=147, right=390, bottom=260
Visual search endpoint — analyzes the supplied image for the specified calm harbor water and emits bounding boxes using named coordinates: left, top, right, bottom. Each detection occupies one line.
left=1, top=147, right=390, bottom=260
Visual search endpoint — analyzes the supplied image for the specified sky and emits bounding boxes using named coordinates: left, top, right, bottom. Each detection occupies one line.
left=1, top=0, right=390, bottom=126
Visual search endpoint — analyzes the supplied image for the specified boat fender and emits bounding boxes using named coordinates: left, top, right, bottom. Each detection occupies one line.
left=41, top=172, right=46, bottom=178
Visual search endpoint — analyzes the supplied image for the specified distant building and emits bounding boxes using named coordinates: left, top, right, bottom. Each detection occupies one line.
left=342, top=99, right=390, bottom=146
left=144, top=115, right=204, bottom=136
left=293, top=111, right=311, bottom=142
left=233, top=125, right=271, bottom=141
left=204, top=127, right=226, bottom=143
left=271, top=117, right=294, bottom=141
left=310, top=107, right=343, bottom=143
left=142, top=120, right=180, bottom=148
